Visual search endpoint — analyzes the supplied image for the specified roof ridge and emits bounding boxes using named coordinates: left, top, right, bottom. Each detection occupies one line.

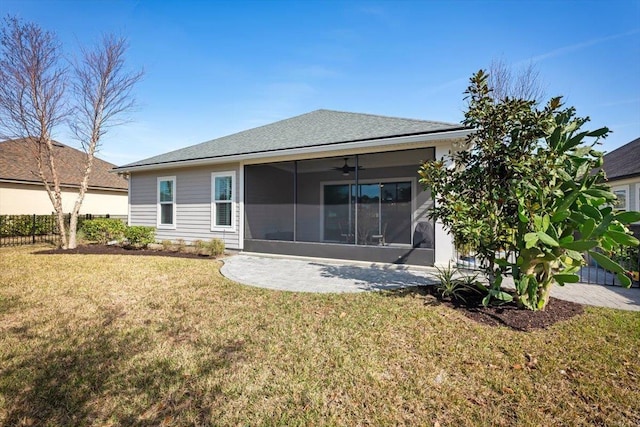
left=315, top=108, right=459, bottom=126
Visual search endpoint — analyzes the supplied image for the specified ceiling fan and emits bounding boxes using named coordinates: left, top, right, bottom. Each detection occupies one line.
left=332, top=158, right=363, bottom=176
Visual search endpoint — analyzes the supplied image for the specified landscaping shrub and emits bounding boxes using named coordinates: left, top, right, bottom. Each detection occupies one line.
left=206, top=238, right=225, bottom=256
left=432, top=264, right=483, bottom=304
left=420, top=70, right=640, bottom=310
left=124, top=226, right=155, bottom=248
left=80, top=218, right=126, bottom=244
left=0, top=215, right=54, bottom=237
left=161, top=239, right=173, bottom=251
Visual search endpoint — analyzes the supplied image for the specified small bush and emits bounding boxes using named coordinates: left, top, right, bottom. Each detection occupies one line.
left=432, top=264, right=481, bottom=304
left=176, top=239, right=186, bottom=252
left=161, top=240, right=173, bottom=251
left=124, top=226, right=155, bottom=248
left=206, top=238, right=225, bottom=257
left=80, top=218, right=126, bottom=244
left=194, top=239, right=205, bottom=255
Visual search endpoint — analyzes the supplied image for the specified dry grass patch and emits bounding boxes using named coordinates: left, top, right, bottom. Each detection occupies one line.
left=0, top=245, right=639, bottom=426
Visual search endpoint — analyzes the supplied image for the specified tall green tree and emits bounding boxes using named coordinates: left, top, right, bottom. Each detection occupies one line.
left=419, top=71, right=640, bottom=310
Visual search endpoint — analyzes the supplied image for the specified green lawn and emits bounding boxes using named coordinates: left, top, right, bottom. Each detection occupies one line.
left=0, top=245, right=639, bottom=426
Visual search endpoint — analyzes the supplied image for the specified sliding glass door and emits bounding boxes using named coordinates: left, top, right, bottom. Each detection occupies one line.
left=323, top=184, right=352, bottom=243
left=323, top=181, right=412, bottom=246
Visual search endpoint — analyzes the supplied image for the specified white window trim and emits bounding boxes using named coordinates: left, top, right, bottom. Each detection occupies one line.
left=157, top=176, right=176, bottom=229
left=211, top=171, right=237, bottom=232
left=612, top=185, right=629, bottom=211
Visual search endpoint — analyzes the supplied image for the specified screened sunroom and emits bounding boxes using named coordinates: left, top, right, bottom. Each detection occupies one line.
left=244, top=147, right=437, bottom=265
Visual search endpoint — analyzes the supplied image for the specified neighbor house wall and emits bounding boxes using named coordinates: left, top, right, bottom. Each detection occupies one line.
left=0, top=181, right=128, bottom=215
left=129, top=163, right=242, bottom=249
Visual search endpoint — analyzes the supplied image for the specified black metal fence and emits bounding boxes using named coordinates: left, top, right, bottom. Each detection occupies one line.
left=0, top=214, right=127, bottom=247
left=454, top=245, right=640, bottom=287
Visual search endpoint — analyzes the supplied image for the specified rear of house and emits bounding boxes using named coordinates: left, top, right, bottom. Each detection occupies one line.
left=116, top=110, right=470, bottom=266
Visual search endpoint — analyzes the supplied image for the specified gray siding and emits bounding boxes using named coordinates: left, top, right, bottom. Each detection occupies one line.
left=129, top=163, right=241, bottom=249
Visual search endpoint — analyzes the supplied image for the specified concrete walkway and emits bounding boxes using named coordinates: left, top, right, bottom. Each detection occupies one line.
left=221, top=253, right=640, bottom=311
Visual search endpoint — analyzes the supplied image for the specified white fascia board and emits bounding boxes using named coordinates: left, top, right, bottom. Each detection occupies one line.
left=113, top=129, right=472, bottom=173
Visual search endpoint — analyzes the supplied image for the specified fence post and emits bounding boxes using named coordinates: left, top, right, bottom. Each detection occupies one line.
left=32, top=214, right=36, bottom=244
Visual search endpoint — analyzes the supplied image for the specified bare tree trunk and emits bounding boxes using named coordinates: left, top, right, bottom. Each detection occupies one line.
left=0, top=17, right=69, bottom=247
left=68, top=147, right=96, bottom=249
left=67, top=35, right=142, bottom=249
left=1, top=17, right=141, bottom=250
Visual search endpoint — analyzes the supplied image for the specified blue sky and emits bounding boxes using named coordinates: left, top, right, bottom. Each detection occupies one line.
left=2, top=0, right=639, bottom=166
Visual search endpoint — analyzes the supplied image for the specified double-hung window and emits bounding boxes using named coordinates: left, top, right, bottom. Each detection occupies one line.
left=212, top=171, right=236, bottom=230
left=612, top=185, right=629, bottom=211
left=157, top=176, right=176, bottom=228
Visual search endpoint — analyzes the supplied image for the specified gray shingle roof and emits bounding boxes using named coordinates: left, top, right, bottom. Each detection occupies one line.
left=603, top=137, right=640, bottom=180
left=120, top=109, right=463, bottom=169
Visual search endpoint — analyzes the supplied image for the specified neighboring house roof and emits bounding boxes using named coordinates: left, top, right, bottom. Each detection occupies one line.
left=0, top=139, right=128, bottom=191
left=118, top=109, right=465, bottom=170
left=603, top=137, right=640, bottom=181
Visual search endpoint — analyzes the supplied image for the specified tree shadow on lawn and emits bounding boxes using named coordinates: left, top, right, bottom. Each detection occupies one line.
left=32, top=244, right=218, bottom=260
left=0, top=309, right=245, bottom=425
left=312, top=263, right=437, bottom=291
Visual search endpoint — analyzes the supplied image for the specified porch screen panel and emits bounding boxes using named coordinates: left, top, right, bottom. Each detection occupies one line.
left=357, top=148, right=435, bottom=247
left=297, top=156, right=356, bottom=244
left=244, top=162, right=294, bottom=241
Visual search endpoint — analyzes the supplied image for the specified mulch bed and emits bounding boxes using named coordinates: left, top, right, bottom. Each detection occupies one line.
left=35, top=244, right=217, bottom=260
left=425, top=287, right=584, bottom=331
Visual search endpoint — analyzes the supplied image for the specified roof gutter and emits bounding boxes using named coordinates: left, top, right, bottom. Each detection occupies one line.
left=112, top=128, right=472, bottom=173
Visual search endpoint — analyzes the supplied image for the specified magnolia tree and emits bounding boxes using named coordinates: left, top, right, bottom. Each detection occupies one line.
left=419, top=70, right=640, bottom=311
left=0, top=16, right=142, bottom=249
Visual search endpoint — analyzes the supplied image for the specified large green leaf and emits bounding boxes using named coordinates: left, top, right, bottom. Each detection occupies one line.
left=585, top=188, right=616, bottom=201
left=553, top=273, right=580, bottom=285
left=588, top=251, right=625, bottom=274
left=516, top=276, right=529, bottom=295
left=565, top=131, right=589, bottom=150
left=560, top=240, right=598, bottom=251
left=580, top=204, right=602, bottom=221
left=517, top=204, right=529, bottom=223
left=494, top=258, right=510, bottom=267
left=586, top=127, right=609, bottom=137
left=490, top=289, right=513, bottom=302
left=580, top=218, right=596, bottom=239
left=537, top=231, right=559, bottom=247
left=559, top=234, right=574, bottom=244
left=606, top=230, right=640, bottom=247
left=616, top=272, right=632, bottom=288
left=551, top=210, right=571, bottom=223
left=592, top=215, right=613, bottom=239
left=615, top=211, right=640, bottom=224
left=555, top=189, right=581, bottom=214
left=548, top=126, right=562, bottom=149
left=525, top=232, right=539, bottom=249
